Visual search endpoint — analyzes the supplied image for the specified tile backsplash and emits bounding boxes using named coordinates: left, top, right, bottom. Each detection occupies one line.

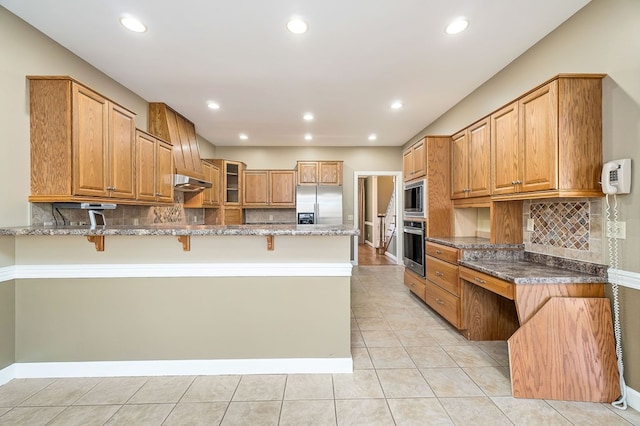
left=523, top=198, right=603, bottom=264
left=30, top=192, right=199, bottom=226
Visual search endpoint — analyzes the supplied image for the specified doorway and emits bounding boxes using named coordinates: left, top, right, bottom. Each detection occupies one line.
left=353, top=171, right=403, bottom=266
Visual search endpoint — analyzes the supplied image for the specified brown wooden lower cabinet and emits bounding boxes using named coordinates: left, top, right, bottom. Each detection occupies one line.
left=424, top=281, right=461, bottom=328
left=205, top=206, right=243, bottom=225
left=423, top=242, right=462, bottom=329
left=403, top=269, right=426, bottom=301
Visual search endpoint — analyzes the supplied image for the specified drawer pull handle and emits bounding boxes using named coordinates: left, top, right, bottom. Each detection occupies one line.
left=435, top=249, right=442, bottom=254
left=411, top=283, right=415, bottom=288
left=436, top=298, right=445, bottom=305
left=435, top=271, right=443, bottom=277
left=474, top=277, right=487, bottom=284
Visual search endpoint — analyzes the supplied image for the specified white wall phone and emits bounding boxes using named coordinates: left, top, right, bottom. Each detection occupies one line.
left=601, top=158, right=631, bottom=194
left=603, top=158, right=632, bottom=410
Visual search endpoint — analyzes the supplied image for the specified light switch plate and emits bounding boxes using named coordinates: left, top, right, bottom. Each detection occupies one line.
left=347, top=215, right=353, bottom=221
left=526, top=218, right=535, bottom=232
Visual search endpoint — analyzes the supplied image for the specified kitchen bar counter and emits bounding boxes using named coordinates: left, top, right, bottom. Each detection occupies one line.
left=0, top=223, right=358, bottom=237
left=0, top=224, right=356, bottom=381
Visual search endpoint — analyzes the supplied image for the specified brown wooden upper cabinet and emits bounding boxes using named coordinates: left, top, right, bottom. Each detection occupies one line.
left=148, top=103, right=205, bottom=180
left=402, top=138, right=426, bottom=182
left=491, top=75, right=604, bottom=199
left=296, top=161, right=343, bottom=185
left=451, top=117, right=491, bottom=199
left=208, top=159, right=244, bottom=205
left=28, top=76, right=137, bottom=202
left=135, top=130, right=174, bottom=204
left=243, top=170, right=296, bottom=208
left=183, top=160, right=220, bottom=208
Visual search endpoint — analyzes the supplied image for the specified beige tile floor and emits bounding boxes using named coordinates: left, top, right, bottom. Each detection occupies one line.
left=0, top=265, right=638, bottom=425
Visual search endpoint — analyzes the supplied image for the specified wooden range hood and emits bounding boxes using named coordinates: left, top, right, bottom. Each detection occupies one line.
left=148, top=103, right=210, bottom=190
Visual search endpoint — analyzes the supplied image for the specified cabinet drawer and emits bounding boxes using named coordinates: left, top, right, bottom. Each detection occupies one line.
left=459, top=266, right=514, bottom=300
left=425, top=242, right=459, bottom=264
left=425, top=282, right=461, bottom=329
left=404, top=269, right=426, bottom=301
left=426, top=256, right=459, bottom=296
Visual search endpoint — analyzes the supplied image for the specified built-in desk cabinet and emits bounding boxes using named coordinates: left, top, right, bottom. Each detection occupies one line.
left=28, top=76, right=137, bottom=202
left=491, top=75, right=604, bottom=199
left=135, top=130, right=174, bottom=204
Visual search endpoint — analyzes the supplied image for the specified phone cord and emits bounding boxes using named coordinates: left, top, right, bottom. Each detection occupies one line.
left=606, top=194, right=627, bottom=410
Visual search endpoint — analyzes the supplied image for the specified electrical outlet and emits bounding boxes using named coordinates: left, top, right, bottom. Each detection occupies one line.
left=526, top=218, right=535, bottom=232
left=268, top=215, right=274, bottom=221
left=607, top=221, right=626, bottom=239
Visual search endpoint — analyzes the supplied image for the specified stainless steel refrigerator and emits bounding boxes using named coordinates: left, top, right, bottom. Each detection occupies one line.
left=296, top=186, right=343, bottom=224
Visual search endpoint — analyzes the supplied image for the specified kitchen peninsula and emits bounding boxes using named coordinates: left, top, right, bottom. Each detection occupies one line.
left=0, top=223, right=357, bottom=379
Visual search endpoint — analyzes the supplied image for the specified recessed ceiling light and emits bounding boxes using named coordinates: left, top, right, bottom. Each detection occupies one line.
left=287, top=17, right=308, bottom=34
left=390, top=100, right=403, bottom=110
left=304, top=133, right=313, bottom=141
left=120, top=16, right=147, bottom=33
left=303, top=112, right=314, bottom=121
left=368, top=134, right=377, bottom=141
left=445, top=18, right=469, bottom=35
left=207, top=101, right=220, bottom=110
left=239, top=133, right=249, bottom=140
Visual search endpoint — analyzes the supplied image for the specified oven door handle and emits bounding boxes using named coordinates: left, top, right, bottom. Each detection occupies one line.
left=403, top=227, right=424, bottom=235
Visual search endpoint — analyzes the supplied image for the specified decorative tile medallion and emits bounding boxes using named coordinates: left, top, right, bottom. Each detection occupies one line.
left=530, top=201, right=590, bottom=250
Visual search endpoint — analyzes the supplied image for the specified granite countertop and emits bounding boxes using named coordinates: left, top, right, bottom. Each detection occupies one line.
left=458, top=258, right=606, bottom=285
left=427, top=236, right=606, bottom=285
left=0, top=224, right=359, bottom=237
left=426, top=236, right=523, bottom=250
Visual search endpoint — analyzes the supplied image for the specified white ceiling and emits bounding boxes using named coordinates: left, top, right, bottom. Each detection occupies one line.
left=2, top=0, right=591, bottom=147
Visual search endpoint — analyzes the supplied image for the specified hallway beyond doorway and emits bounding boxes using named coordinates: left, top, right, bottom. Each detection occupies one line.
left=358, top=243, right=396, bottom=266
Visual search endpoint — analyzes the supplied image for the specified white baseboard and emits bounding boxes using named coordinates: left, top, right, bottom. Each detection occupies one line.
left=625, top=385, right=640, bottom=412
left=0, top=364, right=15, bottom=386
left=2, top=358, right=352, bottom=380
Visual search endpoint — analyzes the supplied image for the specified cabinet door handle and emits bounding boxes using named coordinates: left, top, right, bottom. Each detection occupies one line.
left=474, top=277, right=487, bottom=284
left=515, top=180, right=522, bottom=184
left=436, top=298, right=445, bottom=305
left=435, top=271, right=443, bottom=277
left=435, top=249, right=442, bottom=254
